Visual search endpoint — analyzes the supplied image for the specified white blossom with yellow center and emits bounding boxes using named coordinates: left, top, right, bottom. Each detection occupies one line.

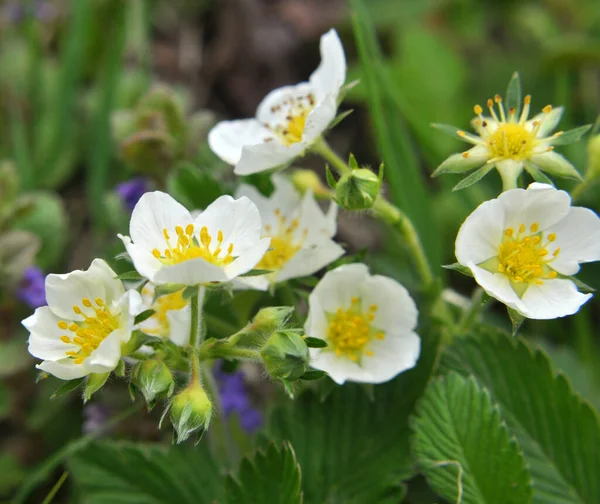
left=434, top=85, right=584, bottom=187
left=208, top=29, right=346, bottom=175
left=139, top=283, right=191, bottom=346
left=234, top=176, right=344, bottom=290
left=305, top=264, right=420, bottom=384
left=119, top=191, right=271, bottom=286
left=22, top=259, right=142, bottom=380
left=456, top=183, right=600, bottom=319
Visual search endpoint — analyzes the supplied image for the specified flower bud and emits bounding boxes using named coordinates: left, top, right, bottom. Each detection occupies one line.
left=0, top=160, right=19, bottom=204
left=335, top=168, right=381, bottom=210
left=169, top=382, right=212, bottom=443
left=260, top=330, right=309, bottom=381
left=132, top=359, right=174, bottom=405
left=252, top=306, right=293, bottom=334
left=291, top=170, right=330, bottom=198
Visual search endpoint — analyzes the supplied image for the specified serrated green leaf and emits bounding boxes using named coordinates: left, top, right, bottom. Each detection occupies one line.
left=507, top=307, right=526, bottom=335
left=550, top=125, right=592, bottom=146
left=303, top=337, right=327, bottom=348
left=267, top=328, right=440, bottom=503
left=442, top=262, right=474, bottom=277
left=452, top=163, right=495, bottom=191
left=225, top=442, right=302, bottom=504
left=69, top=441, right=224, bottom=504
left=440, top=329, right=600, bottom=504
left=134, top=309, right=155, bottom=325
left=413, top=373, right=532, bottom=504
left=50, top=377, right=85, bottom=400
left=505, top=71, right=522, bottom=118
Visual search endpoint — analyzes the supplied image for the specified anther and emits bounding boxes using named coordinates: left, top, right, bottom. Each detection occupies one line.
left=524, top=95, right=531, bottom=105
left=60, top=335, right=71, bottom=343
left=73, top=305, right=82, bottom=314
left=474, top=105, right=483, bottom=115
left=152, top=249, right=161, bottom=258
left=175, top=225, right=184, bottom=236
left=82, top=298, right=92, bottom=307
left=57, top=321, right=68, bottom=330
left=162, top=229, right=170, bottom=240
left=462, top=152, right=470, bottom=158
left=542, top=105, right=552, bottom=114
left=186, top=224, right=194, bottom=235
left=457, top=130, right=466, bottom=137
left=494, top=94, right=502, bottom=103
left=530, top=223, right=539, bottom=233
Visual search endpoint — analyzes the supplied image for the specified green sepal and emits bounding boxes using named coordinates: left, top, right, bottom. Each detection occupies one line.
left=505, top=71, right=522, bottom=118
left=336, top=79, right=360, bottom=105
left=304, top=337, right=328, bottom=348
left=300, top=370, right=328, bottom=381
left=182, top=286, right=199, bottom=300
left=134, top=309, right=155, bottom=325
left=153, top=283, right=185, bottom=303
left=348, top=153, right=359, bottom=170
left=431, top=123, right=472, bottom=142
left=442, top=263, right=474, bottom=278
left=280, top=379, right=295, bottom=399
left=50, top=377, right=85, bottom=400
left=325, top=165, right=337, bottom=189
left=239, top=269, right=274, bottom=277
left=524, top=161, right=554, bottom=185
left=506, top=307, right=525, bottom=336
left=532, top=153, right=583, bottom=181
left=550, top=125, right=592, bottom=146
left=84, top=372, right=110, bottom=403
left=452, top=163, right=495, bottom=191
left=564, top=276, right=596, bottom=294
left=432, top=153, right=485, bottom=177
left=328, top=109, right=354, bottom=129
left=114, top=359, right=126, bottom=378
left=115, top=271, right=145, bottom=281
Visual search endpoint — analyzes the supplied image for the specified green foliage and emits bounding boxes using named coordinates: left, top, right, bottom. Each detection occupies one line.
left=266, top=329, right=440, bottom=503
left=69, top=441, right=223, bottom=503
left=412, top=373, right=533, bottom=504
left=226, top=442, right=302, bottom=504
left=440, top=329, right=600, bottom=504
left=166, top=162, right=226, bottom=210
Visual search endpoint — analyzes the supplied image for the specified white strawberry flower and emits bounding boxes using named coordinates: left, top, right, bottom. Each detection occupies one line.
left=208, top=29, right=346, bottom=175
left=433, top=74, right=589, bottom=190
left=139, top=283, right=191, bottom=346
left=23, top=259, right=142, bottom=380
left=119, top=191, right=271, bottom=286
left=305, top=263, right=420, bottom=384
left=235, top=175, right=344, bottom=290
left=456, top=183, right=600, bottom=319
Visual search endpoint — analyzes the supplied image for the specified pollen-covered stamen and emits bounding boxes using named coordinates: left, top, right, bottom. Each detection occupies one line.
left=519, top=95, right=532, bottom=124
left=257, top=208, right=307, bottom=270
left=58, top=298, right=119, bottom=364
left=152, top=224, right=235, bottom=267
left=264, top=94, right=316, bottom=147
left=326, top=297, right=385, bottom=363
left=497, top=222, right=560, bottom=286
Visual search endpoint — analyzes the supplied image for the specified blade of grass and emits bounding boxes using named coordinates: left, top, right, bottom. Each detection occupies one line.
left=86, top=2, right=127, bottom=227
left=349, top=0, right=440, bottom=268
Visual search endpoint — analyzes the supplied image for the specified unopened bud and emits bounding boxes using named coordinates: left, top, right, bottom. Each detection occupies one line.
left=261, top=330, right=309, bottom=381
left=169, top=382, right=212, bottom=443
left=587, top=134, right=600, bottom=178
left=132, top=359, right=174, bottom=405
left=335, top=168, right=381, bottom=210
left=291, top=170, right=330, bottom=198
left=252, top=306, right=293, bottom=334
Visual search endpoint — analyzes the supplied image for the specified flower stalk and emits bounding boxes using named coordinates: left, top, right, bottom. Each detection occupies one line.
left=188, top=287, right=205, bottom=348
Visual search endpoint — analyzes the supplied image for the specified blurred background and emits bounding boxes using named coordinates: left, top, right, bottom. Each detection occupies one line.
left=1, top=0, right=599, bottom=502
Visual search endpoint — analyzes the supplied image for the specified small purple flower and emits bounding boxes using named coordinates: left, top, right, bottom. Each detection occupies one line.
left=83, top=403, right=112, bottom=435
left=214, top=362, right=263, bottom=433
left=2, top=1, right=57, bottom=24
left=17, top=267, right=46, bottom=308
left=116, top=178, right=149, bottom=211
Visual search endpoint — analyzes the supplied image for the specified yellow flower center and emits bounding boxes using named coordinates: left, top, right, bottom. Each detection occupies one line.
left=496, top=222, right=560, bottom=291
left=488, top=123, right=535, bottom=160
left=58, top=298, right=119, bottom=364
left=152, top=224, right=235, bottom=267
left=326, top=298, right=385, bottom=363
left=256, top=209, right=307, bottom=271
left=142, top=288, right=187, bottom=337
left=265, top=94, right=315, bottom=147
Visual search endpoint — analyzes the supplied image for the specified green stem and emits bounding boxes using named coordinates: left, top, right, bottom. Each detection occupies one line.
left=199, top=340, right=261, bottom=362
left=498, top=166, right=518, bottom=191
left=40, top=472, right=69, bottom=504
left=372, top=197, right=435, bottom=287
left=188, top=287, right=206, bottom=348
left=310, top=137, right=350, bottom=175
left=457, top=287, right=485, bottom=333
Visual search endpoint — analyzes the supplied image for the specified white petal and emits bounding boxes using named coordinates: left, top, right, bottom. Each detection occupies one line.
left=119, top=236, right=162, bottom=283
left=37, top=359, right=91, bottom=380
left=527, top=106, right=563, bottom=138
left=301, top=94, right=338, bottom=143
left=195, top=196, right=263, bottom=253
left=232, top=275, right=270, bottom=292
left=234, top=140, right=304, bottom=175
left=86, top=330, right=123, bottom=372
left=208, top=119, right=271, bottom=165
left=520, top=279, right=591, bottom=319
left=117, top=289, right=143, bottom=339
left=360, top=329, right=421, bottom=383
left=469, top=263, right=528, bottom=314
left=360, top=274, right=418, bottom=332
left=455, top=198, right=505, bottom=266
left=546, top=207, right=600, bottom=275
left=297, top=190, right=337, bottom=242
left=498, top=183, right=570, bottom=232
left=153, top=258, right=228, bottom=285
left=25, top=307, right=77, bottom=360
left=276, top=240, right=344, bottom=283
left=225, top=238, right=271, bottom=279
left=309, top=29, right=346, bottom=102
left=167, top=306, right=192, bottom=346
left=256, top=83, right=315, bottom=125
left=308, top=349, right=363, bottom=385
left=45, top=259, right=123, bottom=321
left=129, top=191, right=193, bottom=251
left=308, top=263, right=369, bottom=313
